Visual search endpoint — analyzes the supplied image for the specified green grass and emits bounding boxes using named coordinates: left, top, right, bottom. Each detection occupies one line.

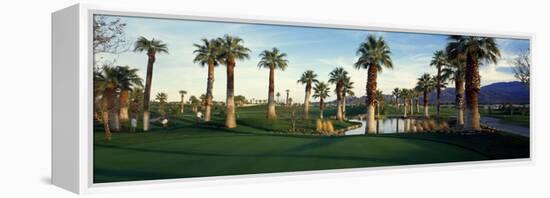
left=94, top=104, right=530, bottom=183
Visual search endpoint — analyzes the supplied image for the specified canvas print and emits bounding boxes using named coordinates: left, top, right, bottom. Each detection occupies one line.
left=92, top=14, right=530, bottom=183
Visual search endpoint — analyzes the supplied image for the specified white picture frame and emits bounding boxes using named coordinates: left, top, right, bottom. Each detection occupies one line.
left=52, top=3, right=534, bottom=194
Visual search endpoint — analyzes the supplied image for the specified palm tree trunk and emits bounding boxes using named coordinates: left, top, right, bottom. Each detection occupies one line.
left=319, top=99, right=324, bottom=119
left=119, top=90, right=130, bottom=125
left=336, top=84, right=343, bottom=121
left=303, top=84, right=311, bottom=120
left=342, top=93, right=347, bottom=120
left=403, top=98, right=409, bottom=118
left=109, top=94, right=120, bottom=132
left=225, top=59, right=237, bottom=128
left=101, top=88, right=114, bottom=141
left=204, top=62, right=215, bottom=122
left=455, top=78, right=465, bottom=129
left=410, top=99, right=414, bottom=115
left=424, top=91, right=429, bottom=117
left=376, top=102, right=380, bottom=119
left=416, top=97, right=420, bottom=113
left=436, top=67, right=441, bottom=117
left=465, top=54, right=481, bottom=131
left=366, top=65, right=378, bottom=134
left=143, top=53, right=155, bottom=131
left=267, top=66, right=277, bottom=120
left=180, top=95, right=184, bottom=113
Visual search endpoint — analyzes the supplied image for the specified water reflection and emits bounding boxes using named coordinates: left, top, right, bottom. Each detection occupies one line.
left=345, top=117, right=450, bottom=135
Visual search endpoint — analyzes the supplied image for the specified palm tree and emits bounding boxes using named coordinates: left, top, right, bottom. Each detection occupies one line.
left=312, top=82, right=330, bottom=119
left=410, top=88, right=419, bottom=115
left=189, top=95, right=200, bottom=113
left=193, top=38, right=221, bottom=122
left=155, top=92, right=168, bottom=115
left=442, top=52, right=466, bottom=129
left=328, top=67, right=349, bottom=121
left=414, top=86, right=421, bottom=113
left=95, top=66, right=119, bottom=140
left=416, top=73, right=435, bottom=117
left=375, top=90, right=383, bottom=119
left=133, top=36, right=168, bottom=131
left=114, top=66, right=143, bottom=126
left=285, top=89, right=290, bottom=106
left=218, top=35, right=250, bottom=128
left=354, top=34, right=393, bottom=133
left=392, top=88, right=400, bottom=109
left=258, top=47, right=289, bottom=120
left=342, top=77, right=355, bottom=120
left=130, top=87, right=143, bottom=119
left=297, top=70, right=319, bottom=120
left=276, top=92, right=281, bottom=103
left=178, top=90, right=187, bottom=113
left=446, top=36, right=500, bottom=131
left=430, top=50, right=448, bottom=117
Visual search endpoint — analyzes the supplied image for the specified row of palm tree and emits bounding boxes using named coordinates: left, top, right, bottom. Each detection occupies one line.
left=128, top=33, right=498, bottom=136
left=391, top=36, right=500, bottom=132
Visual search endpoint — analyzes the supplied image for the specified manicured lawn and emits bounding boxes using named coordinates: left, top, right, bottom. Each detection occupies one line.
left=94, top=105, right=529, bottom=183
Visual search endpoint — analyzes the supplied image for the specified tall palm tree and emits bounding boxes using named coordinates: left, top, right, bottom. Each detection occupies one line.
left=178, top=90, right=187, bottom=113
left=446, top=36, right=500, bottom=131
left=410, top=88, right=420, bottom=115
left=416, top=73, right=435, bottom=117
left=193, top=38, right=221, bottom=122
left=414, top=86, right=421, bottom=113
left=155, top=92, right=168, bottom=115
left=354, top=34, right=393, bottom=133
left=328, top=67, right=349, bottom=121
left=218, top=35, right=250, bottom=128
left=114, top=66, right=143, bottom=126
left=375, top=90, right=383, bottom=119
left=342, top=77, right=354, bottom=120
left=312, top=82, right=330, bottom=119
left=430, top=50, right=448, bottom=117
left=276, top=92, right=281, bottom=103
left=297, top=70, right=319, bottom=120
left=285, top=89, right=290, bottom=106
left=442, top=52, right=466, bottom=129
left=258, top=47, right=289, bottom=120
left=133, top=36, right=168, bottom=131
left=392, top=88, right=400, bottom=109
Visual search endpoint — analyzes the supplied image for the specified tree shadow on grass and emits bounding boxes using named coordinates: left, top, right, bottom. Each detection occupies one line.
left=95, top=144, right=402, bottom=164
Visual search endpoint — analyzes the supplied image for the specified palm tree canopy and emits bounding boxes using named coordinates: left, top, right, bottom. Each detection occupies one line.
left=95, top=66, right=119, bottom=91
left=193, top=38, right=222, bottom=67
left=430, top=50, right=448, bottom=68
left=392, top=88, right=400, bottom=98
left=155, top=92, right=168, bottom=103
left=446, top=36, right=501, bottom=65
left=179, top=90, right=187, bottom=96
left=133, top=36, right=168, bottom=55
left=312, top=82, right=330, bottom=100
left=343, top=77, right=355, bottom=96
left=416, top=73, right=436, bottom=92
left=297, top=70, right=319, bottom=85
left=114, top=65, right=143, bottom=91
left=328, top=67, right=349, bottom=85
left=354, top=34, right=393, bottom=72
left=258, top=47, right=289, bottom=70
left=218, top=34, right=250, bottom=65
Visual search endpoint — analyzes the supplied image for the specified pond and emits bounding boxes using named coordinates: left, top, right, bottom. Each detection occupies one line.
left=345, top=117, right=451, bottom=135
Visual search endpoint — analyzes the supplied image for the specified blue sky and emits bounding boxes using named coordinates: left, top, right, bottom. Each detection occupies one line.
left=96, top=15, right=530, bottom=102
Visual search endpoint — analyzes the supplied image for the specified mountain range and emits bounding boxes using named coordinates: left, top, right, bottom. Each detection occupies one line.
left=343, top=81, right=529, bottom=105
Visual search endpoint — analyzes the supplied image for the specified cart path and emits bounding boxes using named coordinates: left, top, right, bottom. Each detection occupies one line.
left=480, top=117, right=530, bottom=137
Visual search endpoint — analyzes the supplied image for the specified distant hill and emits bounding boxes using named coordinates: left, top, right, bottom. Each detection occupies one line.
left=340, top=81, right=529, bottom=105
